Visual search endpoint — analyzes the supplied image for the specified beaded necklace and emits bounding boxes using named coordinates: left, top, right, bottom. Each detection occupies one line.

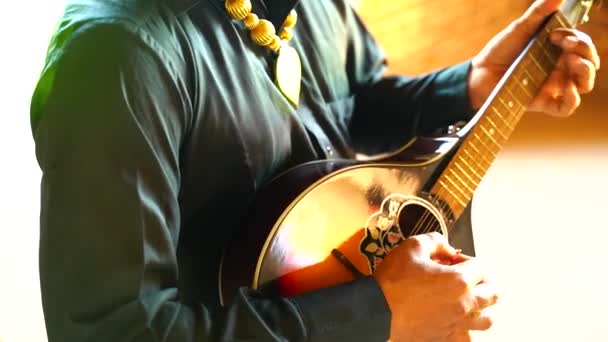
left=225, top=0, right=302, bottom=106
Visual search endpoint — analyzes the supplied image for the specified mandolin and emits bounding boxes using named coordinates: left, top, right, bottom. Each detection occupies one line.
left=219, top=0, right=599, bottom=304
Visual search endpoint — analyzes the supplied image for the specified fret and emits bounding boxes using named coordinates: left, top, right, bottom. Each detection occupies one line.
left=503, top=79, right=527, bottom=112
left=521, top=67, right=542, bottom=93
left=548, top=14, right=563, bottom=28
left=536, top=16, right=565, bottom=73
left=542, top=17, right=566, bottom=50
left=443, top=174, right=472, bottom=200
left=495, top=97, right=525, bottom=132
left=461, top=146, right=492, bottom=168
left=527, top=51, right=550, bottom=79
left=447, top=168, right=476, bottom=194
left=496, top=96, right=514, bottom=112
left=478, top=124, right=503, bottom=146
left=484, top=116, right=509, bottom=140
left=472, top=132, right=500, bottom=152
left=455, top=158, right=486, bottom=186
left=512, top=72, right=534, bottom=99
left=491, top=104, right=514, bottom=127
left=541, top=45, right=560, bottom=69
left=524, top=57, right=546, bottom=84
left=495, top=99, right=517, bottom=129
left=458, top=146, right=488, bottom=168
left=463, top=143, right=494, bottom=166
left=455, top=152, right=485, bottom=180
left=553, top=12, right=569, bottom=29
left=506, top=86, right=527, bottom=109
left=534, top=38, right=557, bottom=66
left=436, top=181, right=467, bottom=207
left=453, top=159, right=482, bottom=184
left=492, top=105, right=513, bottom=129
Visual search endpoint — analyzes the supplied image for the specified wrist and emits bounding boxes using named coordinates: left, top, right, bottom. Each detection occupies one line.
left=467, top=56, right=485, bottom=109
left=467, top=55, right=497, bottom=110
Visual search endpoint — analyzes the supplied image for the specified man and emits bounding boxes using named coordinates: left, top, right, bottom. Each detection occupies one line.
left=30, top=0, right=599, bottom=340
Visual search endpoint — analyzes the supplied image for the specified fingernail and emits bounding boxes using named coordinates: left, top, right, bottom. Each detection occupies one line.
left=563, top=36, right=577, bottom=49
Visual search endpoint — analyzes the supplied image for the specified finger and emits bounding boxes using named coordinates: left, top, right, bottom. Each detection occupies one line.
left=554, top=80, right=581, bottom=117
left=433, top=250, right=473, bottom=266
left=532, top=86, right=579, bottom=117
left=450, top=258, right=486, bottom=289
left=471, top=282, right=499, bottom=311
left=405, top=232, right=459, bottom=259
left=447, top=330, right=472, bottom=342
left=466, top=310, right=494, bottom=331
left=564, top=53, right=596, bottom=93
left=449, top=250, right=473, bottom=265
left=550, top=29, right=601, bottom=70
left=529, top=69, right=580, bottom=116
left=516, top=0, right=564, bottom=36
left=539, top=82, right=580, bottom=117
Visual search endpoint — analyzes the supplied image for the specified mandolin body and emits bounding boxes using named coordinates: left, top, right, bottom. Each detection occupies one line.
left=219, top=136, right=464, bottom=304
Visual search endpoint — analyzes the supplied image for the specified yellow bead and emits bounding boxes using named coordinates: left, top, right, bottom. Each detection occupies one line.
left=268, top=35, right=282, bottom=52
left=279, top=28, right=292, bottom=42
left=243, top=13, right=259, bottom=30
left=250, top=19, right=276, bottom=47
left=225, top=0, right=251, bottom=20
left=282, top=10, right=297, bottom=29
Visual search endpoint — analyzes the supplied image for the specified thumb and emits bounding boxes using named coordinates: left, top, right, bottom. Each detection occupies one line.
left=407, top=232, right=459, bottom=260
left=516, top=0, right=564, bottom=36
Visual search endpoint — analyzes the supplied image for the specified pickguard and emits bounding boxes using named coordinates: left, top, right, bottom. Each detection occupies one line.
left=360, top=193, right=449, bottom=272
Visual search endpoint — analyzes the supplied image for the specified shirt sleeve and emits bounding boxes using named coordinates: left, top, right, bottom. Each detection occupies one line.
left=343, top=5, right=476, bottom=154
left=31, top=21, right=390, bottom=342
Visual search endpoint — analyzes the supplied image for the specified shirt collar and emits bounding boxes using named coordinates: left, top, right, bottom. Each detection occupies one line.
left=266, top=0, right=300, bottom=30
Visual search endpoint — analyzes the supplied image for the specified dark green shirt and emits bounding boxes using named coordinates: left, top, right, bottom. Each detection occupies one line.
left=30, top=0, right=475, bottom=340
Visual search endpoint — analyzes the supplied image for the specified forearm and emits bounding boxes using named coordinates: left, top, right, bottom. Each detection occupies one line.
left=349, top=61, right=476, bottom=154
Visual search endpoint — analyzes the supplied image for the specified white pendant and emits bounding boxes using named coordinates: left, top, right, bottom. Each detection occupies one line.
left=275, top=44, right=302, bottom=107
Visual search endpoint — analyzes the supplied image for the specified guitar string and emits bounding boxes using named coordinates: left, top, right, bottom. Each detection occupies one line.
left=383, top=15, right=564, bottom=245
left=406, top=106, right=510, bottom=237
left=408, top=17, right=563, bottom=237
left=407, top=139, right=492, bottom=237
left=420, top=81, right=529, bottom=236
left=407, top=76, right=530, bottom=238
left=408, top=102, right=511, bottom=237
left=406, top=72, right=527, bottom=237
left=409, top=68, right=544, bottom=237
left=416, top=27, right=562, bottom=240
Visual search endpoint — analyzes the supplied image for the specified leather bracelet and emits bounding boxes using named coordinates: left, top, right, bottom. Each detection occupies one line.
left=331, top=248, right=366, bottom=279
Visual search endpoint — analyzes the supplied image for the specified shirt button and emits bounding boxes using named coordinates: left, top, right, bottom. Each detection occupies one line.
left=325, top=145, right=333, bottom=156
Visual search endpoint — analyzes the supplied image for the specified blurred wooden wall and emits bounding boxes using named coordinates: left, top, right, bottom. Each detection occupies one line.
left=355, top=1, right=608, bottom=146
left=355, top=0, right=530, bottom=74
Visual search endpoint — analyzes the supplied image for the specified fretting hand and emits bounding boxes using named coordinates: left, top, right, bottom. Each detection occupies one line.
left=468, top=0, right=600, bottom=116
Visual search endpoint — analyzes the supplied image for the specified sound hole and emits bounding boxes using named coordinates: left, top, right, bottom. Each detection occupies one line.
left=398, top=202, right=443, bottom=238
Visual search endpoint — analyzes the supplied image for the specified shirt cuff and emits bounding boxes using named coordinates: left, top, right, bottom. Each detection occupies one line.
left=425, top=60, right=477, bottom=125
left=289, top=276, right=391, bottom=341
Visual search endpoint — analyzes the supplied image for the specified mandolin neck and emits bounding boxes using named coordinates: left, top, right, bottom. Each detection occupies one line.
left=431, top=12, right=572, bottom=219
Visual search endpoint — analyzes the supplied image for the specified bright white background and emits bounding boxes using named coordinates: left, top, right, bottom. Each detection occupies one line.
left=0, top=2, right=65, bottom=341
left=1, top=1, right=606, bottom=341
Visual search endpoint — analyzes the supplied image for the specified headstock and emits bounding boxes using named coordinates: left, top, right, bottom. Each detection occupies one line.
left=561, top=0, right=601, bottom=26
